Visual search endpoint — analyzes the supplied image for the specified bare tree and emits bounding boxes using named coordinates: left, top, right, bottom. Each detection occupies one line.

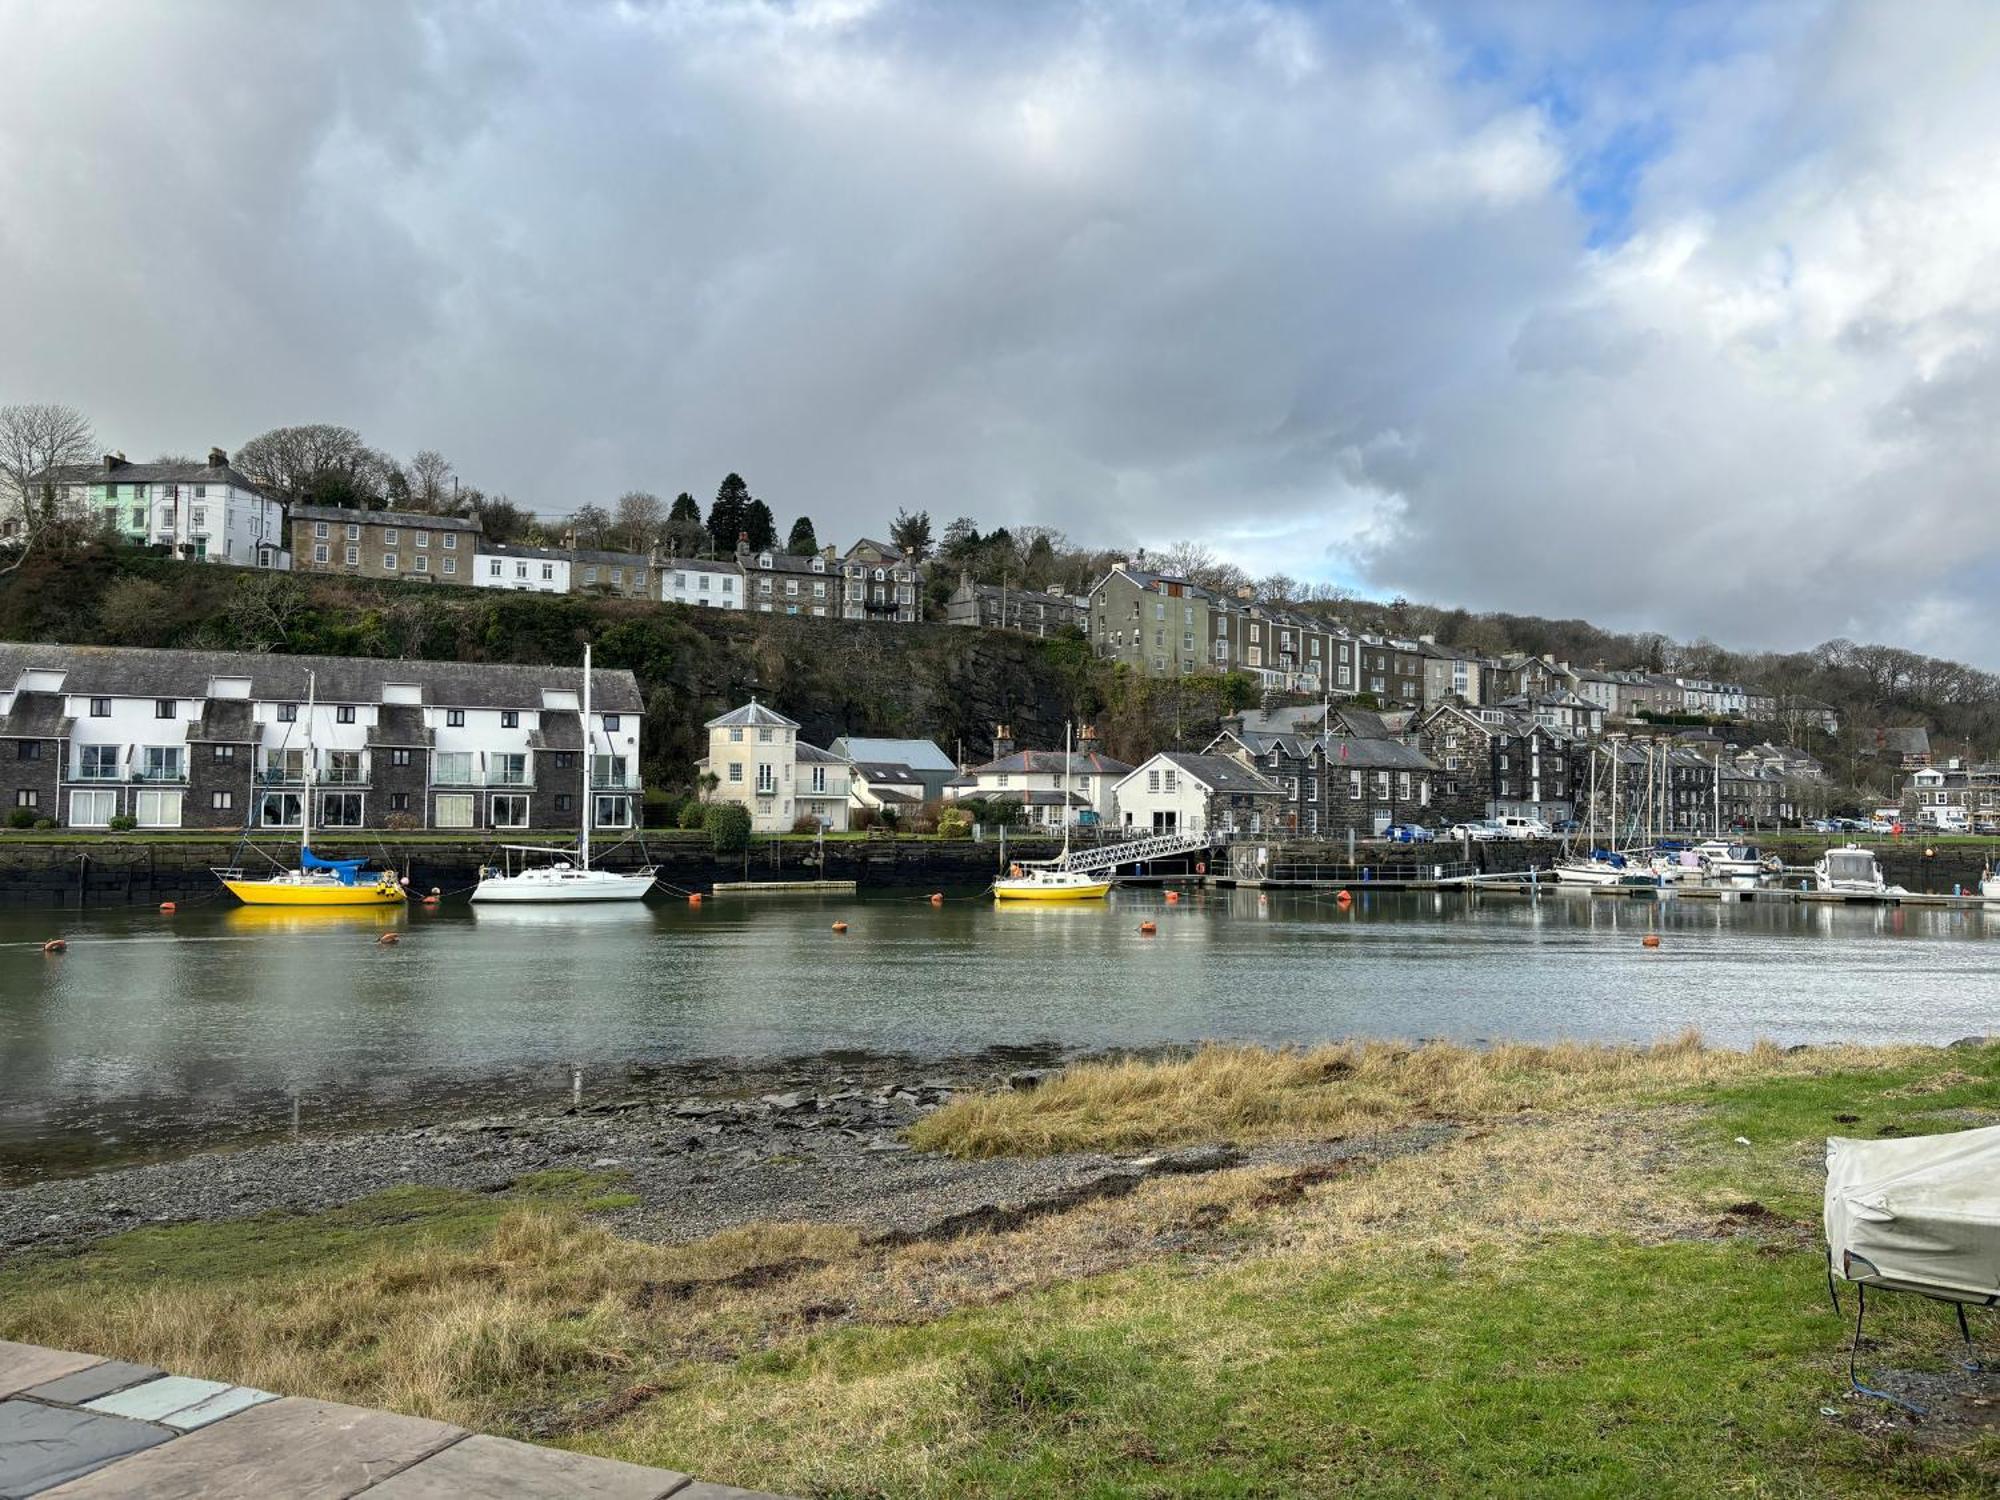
left=0, top=402, right=97, bottom=571
left=225, top=572, right=313, bottom=652
left=568, top=503, right=613, bottom=550
left=613, top=490, right=665, bottom=552
left=235, top=424, right=384, bottom=508
left=404, top=449, right=456, bottom=513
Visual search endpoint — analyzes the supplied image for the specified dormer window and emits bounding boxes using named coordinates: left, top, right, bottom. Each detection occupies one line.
left=759, top=552, right=773, bottom=569
left=812, top=558, right=825, bottom=573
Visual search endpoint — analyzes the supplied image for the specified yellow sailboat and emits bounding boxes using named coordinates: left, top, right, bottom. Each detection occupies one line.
left=214, top=670, right=407, bottom=908
left=992, top=722, right=1110, bottom=902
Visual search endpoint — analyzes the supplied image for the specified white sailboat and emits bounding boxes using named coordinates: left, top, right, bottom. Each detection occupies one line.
left=1554, top=741, right=1632, bottom=886
left=471, top=645, right=657, bottom=903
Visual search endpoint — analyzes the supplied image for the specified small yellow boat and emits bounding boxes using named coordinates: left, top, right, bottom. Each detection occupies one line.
left=219, top=867, right=407, bottom=907
left=992, top=867, right=1112, bottom=901
left=213, top=668, right=407, bottom=909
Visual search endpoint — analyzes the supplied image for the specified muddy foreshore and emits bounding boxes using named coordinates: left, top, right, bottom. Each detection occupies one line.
left=0, top=1046, right=1447, bottom=1260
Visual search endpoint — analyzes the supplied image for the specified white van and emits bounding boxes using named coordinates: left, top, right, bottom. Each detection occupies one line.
left=1494, top=815, right=1555, bottom=840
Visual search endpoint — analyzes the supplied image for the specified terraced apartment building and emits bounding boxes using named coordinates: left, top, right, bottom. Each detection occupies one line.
left=0, top=644, right=643, bottom=834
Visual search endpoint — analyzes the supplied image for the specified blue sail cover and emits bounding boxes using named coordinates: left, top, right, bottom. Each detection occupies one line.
left=301, top=847, right=368, bottom=885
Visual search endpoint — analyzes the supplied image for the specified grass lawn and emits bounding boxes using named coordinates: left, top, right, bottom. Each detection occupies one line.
left=3, top=1043, right=1996, bottom=1497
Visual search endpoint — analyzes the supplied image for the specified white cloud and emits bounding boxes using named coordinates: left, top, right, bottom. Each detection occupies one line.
left=0, top=1, right=1996, bottom=659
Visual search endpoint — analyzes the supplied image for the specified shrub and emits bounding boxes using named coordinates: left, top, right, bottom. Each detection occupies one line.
left=790, top=815, right=822, bottom=835
left=704, top=801, right=751, bottom=854
left=852, top=807, right=876, bottom=832
left=678, top=798, right=707, bottom=831
left=6, top=807, right=35, bottom=830
left=107, top=814, right=138, bottom=832
left=33, top=818, right=54, bottom=831
left=936, top=805, right=973, bottom=838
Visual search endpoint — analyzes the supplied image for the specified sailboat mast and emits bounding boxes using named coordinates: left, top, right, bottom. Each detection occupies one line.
left=580, top=644, right=592, bottom=871
left=302, top=670, right=315, bottom=855
left=1061, top=719, right=1073, bottom=862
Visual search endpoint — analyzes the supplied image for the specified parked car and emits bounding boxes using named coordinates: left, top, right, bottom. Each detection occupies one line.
left=1447, top=820, right=1507, bottom=842
left=1493, top=815, right=1555, bottom=840
left=1383, top=824, right=1436, bottom=843
left=1808, top=818, right=1840, bottom=833
left=1551, top=818, right=1581, bottom=834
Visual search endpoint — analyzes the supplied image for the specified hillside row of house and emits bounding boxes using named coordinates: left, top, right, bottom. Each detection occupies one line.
left=0, top=638, right=1838, bottom=838
left=10, top=451, right=924, bottom=621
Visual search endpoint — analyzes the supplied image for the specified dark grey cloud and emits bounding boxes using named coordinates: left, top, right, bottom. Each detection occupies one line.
left=2, top=1, right=1997, bottom=659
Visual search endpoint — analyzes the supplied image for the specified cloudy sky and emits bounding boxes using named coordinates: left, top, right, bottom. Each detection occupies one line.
left=2, top=0, right=1996, bottom=657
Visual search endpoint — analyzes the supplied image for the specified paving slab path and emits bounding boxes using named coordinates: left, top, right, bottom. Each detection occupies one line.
left=0, top=1341, right=786, bottom=1499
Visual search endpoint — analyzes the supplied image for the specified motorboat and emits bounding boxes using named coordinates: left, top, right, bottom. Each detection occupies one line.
left=471, top=645, right=656, bottom=904
left=214, top=670, right=407, bottom=908
left=1690, top=840, right=1778, bottom=882
left=1815, top=844, right=1887, bottom=896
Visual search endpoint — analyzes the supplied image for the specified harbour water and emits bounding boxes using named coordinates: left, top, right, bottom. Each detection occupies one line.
left=3, top=887, right=1997, bottom=1180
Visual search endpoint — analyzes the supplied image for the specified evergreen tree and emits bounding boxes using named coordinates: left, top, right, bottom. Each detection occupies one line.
left=741, top=498, right=777, bottom=550
left=668, top=491, right=700, bottom=524
left=706, top=473, right=751, bottom=552
left=787, top=515, right=818, bottom=554
left=890, top=507, right=933, bottom=562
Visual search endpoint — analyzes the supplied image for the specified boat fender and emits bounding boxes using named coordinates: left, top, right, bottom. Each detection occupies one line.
left=1165, top=890, right=1180, bottom=904
left=378, top=932, right=400, bottom=946
left=1642, top=934, right=1661, bottom=949
left=688, top=893, right=702, bottom=906
left=929, top=892, right=944, bottom=905
left=1196, top=862, right=1206, bottom=876
left=42, top=938, right=66, bottom=954
left=831, top=921, right=849, bottom=933
left=159, top=901, right=176, bottom=914
left=1336, top=889, right=1352, bottom=909
left=1138, top=920, right=1157, bottom=934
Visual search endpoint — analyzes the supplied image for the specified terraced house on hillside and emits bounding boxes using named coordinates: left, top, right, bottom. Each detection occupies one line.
left=31, top=450, right=289, bottom=568
left=0, top=645, right=643, bottom=833
left=290, top=504, right=477, bottom=583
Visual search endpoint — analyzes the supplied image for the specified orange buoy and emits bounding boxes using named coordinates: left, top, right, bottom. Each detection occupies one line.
left=688, top=892, right=703, bottom=906
left=1642, top=934, right=1661, bottom=949
left=1196, top=862, right=1206, bottom=875
left=1336, top=889, right=1353, bottom=909
left=1139, top=920, right=1157, bottom=934
left=378, top=932, right=400, bottom=946
left=832, top=921, right=849, bottom=933
left=42, top=938, right=66, bottom=954
left=929, top=892, right=944, bottom=906
left=1165, top=890, right=1180, bottom=904
left=158, top=901, right=177, bottom=913
left=421, top=895, right=440, bottom=907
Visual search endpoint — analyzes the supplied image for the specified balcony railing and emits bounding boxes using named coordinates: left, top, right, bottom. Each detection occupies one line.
left=591, top=773, right=641, bottom=790
left=131, top=768, right=188, bottom=785
left=72, top=767, right=124, bottom=783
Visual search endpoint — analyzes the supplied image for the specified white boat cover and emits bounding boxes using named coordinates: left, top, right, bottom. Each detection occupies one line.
left=1825, top=1125, right=2000, bottom=1304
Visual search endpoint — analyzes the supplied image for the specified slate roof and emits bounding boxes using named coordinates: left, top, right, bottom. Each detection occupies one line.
left=568, top=547, right=652, bottom=569
left=738, top=546, right=836, bottom=578
left=851, top=761, right=924, bottom=785
left=828, top=737, right=956, bottom=772
left=983, top=789, right=1091, bottom=808
left=476, top=540, right=569, bottom=562
left=46, top=456, right=269, bottom=495
left=371, top=703, right=438, bottom=749
left=1141, top=752, right=1284, bottom=796
left=705, top=701, right=799, bottom=731
left=0, top=644, right=642, bottom=712
left=0, top=690, right=72, bottom=740
left=795, top=741, right=846, bottom=765
left=188, top=699, right=257, bottom=742
left=961, top=750, right=1134, bottom=777
left=291, top=504, right=482, bottom=532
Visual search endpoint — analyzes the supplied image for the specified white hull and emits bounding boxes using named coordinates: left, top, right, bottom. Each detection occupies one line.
left=1553, top=862, right=1627, bottom=887
left=1983, top=877, right=2000, bottom=904
left=471, top=868, right=656, bottom=903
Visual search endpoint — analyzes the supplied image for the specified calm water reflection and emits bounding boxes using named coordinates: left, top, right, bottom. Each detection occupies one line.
left=3, top=888, right=1997, bottom=1177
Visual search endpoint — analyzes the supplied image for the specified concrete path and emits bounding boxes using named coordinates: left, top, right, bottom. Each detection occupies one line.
left=0, top=1341, right=782, bottom=1499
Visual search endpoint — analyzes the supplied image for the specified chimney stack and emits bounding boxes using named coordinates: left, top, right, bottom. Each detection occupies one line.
left=993, top=723, right=1015, bottom=760
left=736, top=530, right=751, bottom=559
left=207, top=447, right=227, bottom=468
left=103, top=454, right=125, bottom=472
left=1077, top=723, right=1099, bottom=754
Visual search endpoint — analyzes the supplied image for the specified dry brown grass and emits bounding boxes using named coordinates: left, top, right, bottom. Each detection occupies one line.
left=907, top=1030, right=1935, bottom=1157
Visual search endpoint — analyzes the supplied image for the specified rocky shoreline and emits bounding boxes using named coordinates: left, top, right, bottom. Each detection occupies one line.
left=2, top=1049, right=1445, bottom=1259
